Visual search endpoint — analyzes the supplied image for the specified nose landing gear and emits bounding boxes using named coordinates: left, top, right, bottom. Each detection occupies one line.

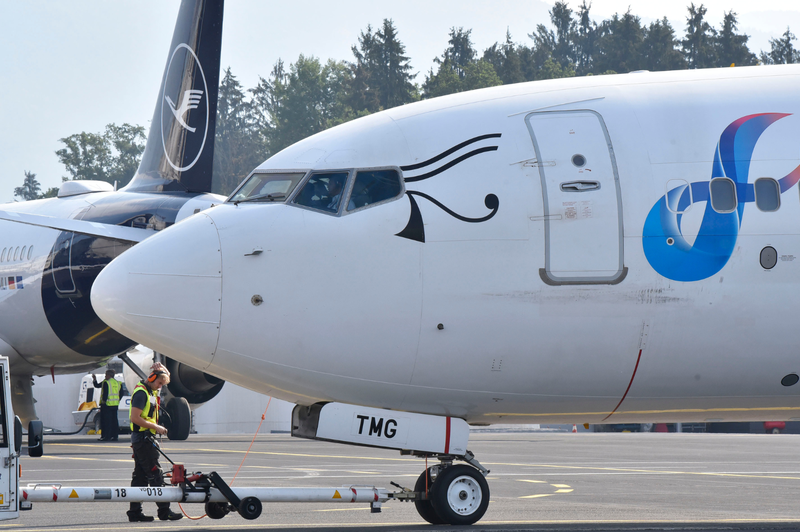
left=412, top=453, right=490, bottom=525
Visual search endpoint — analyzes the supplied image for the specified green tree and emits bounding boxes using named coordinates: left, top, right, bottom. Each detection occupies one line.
left=104, top=123, right=146, bottom=186
left=254, top=55, right=354, bottom=154
left=39, top=187, right=59, bottom=199
left=56, top=131, right=110, bottom=182
left=683, top=3, right=718, bottom=69
left=347, top=20, right=417, bottom=114
left=424, top=28, right=502, bottom=97
left=549, top=1, right=575, bottom=69
left=212, top=68, right=268, bottom=196
left=539, top=56, right=576, bottom=79
left=55, top=123, right=145, bottom=187
left=760, top=28, right=799, bottom=64
left=14, top=171, right=41, bottom=201
left=594, top=10, right=646, bottom=74
left=373, top=19, right=418, bottom=109
left=573, top=1, right=598, bottom=75
left=642, top=18, right=687, bottom=71
left=438, top=27, right=477, bottom=79
left=715, top=11, right=757, bottom=67
left=347, top=25, right=382, bottom=114
left=483, top=30, right=525, bottom=85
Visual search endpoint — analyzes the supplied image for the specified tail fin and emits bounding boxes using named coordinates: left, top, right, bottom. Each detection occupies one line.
left=124, top=0, right=224, bottom=193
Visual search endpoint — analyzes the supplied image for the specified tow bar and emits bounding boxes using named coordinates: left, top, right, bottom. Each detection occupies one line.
left=21, top=439, right=405, bottom=520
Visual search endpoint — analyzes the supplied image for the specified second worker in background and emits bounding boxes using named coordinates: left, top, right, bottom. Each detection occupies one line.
left=92, top=369, right=123, bottom=442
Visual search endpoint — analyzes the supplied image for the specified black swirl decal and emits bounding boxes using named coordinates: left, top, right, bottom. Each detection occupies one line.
left=404, top=146, right=499, bottom=183
left=401, top=133, right=502, bottom=172
left=397, top=134, right=502, bottom=243
left=396, top=193, right=499, bottom=243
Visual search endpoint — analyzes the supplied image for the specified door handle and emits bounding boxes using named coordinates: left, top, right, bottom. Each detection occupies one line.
left=560, top=180, right=600, bottom=192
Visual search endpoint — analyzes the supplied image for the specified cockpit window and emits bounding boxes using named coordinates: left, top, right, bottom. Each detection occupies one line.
left=347, top=169, right=403, bottom=212
left=293, top=172, right=350, bottom=214
left=229, top=172, right=306, bottom=203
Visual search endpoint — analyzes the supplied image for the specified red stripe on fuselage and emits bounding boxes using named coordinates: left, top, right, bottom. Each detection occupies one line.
left=602, top=349, right=643, bottom=421
left=444, top=417, right=451, bottom=454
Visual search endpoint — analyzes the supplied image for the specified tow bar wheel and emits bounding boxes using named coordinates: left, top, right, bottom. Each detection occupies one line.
left=238, top=496, right=263, bottom=520
left=429, top=464, right=489, bottom=525
left=204, top=502, right=230, bottom=520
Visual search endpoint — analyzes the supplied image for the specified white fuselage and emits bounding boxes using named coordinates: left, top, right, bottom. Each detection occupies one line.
left=93, top=65, right=800, bottom=426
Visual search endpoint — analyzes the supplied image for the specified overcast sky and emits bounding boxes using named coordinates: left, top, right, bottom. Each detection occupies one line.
left=2, top=0, right=800, bottom=204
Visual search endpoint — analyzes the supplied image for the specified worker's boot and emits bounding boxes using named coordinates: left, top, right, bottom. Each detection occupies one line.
left=127, top=513, right=154, bottom=522
left=158, top=509, right=183, bottom=521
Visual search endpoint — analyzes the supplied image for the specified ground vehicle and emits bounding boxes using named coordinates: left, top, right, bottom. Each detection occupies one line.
left=71, top=374, right=131, bottom=434
left=0, top=355, right=44, bottom=520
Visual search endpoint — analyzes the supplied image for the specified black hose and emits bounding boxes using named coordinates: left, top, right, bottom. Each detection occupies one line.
left=43, top=408, right=99, bottom=436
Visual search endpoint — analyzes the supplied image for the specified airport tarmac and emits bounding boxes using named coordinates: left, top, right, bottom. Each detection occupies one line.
left=8, top=431, right=800, bottom=531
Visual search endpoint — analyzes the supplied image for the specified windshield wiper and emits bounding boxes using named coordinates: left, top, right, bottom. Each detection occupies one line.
left=234, top=193, right=287, bottom=205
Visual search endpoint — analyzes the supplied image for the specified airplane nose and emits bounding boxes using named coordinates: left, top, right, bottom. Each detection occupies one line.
left=91, top=213, right=222, bottom=371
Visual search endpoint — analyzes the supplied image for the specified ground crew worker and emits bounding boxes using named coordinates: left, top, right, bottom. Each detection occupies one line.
left=127, top=363, right=182, bottom=522
left=92, top=369, right=123, bottom=441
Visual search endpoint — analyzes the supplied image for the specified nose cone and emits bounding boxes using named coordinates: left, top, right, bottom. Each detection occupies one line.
left=92, top=213, right=222, bottom=371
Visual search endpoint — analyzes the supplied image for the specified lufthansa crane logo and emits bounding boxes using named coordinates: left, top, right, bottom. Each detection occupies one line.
left=165, top=90, right=203, bottom=133
left=161, top=43, right=209, bottom=172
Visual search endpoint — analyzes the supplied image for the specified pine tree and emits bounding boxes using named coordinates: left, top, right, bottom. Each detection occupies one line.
left=348, top=20, right=416, bottom=113
left=715, top=11, right=757, bottom=67
left=642, top=18, right=687, bottom=71
left=573, top=1, right=597, bottom=75
left=374, top=19, right=418, bottom=109
left=594, top=10, right=646, bottom=74
left=14, top=171, right=41, bottom=201
left=483, top=30, right=525, bottom=85
left=683, top=4, right=718, bottom=69
left=211, top=68, right=267, bottom=195
left=424, top=27, right=501, bottom=97
left=761, top=28, right=799, bottom=64
left=549, top=1, right=575, bottom=70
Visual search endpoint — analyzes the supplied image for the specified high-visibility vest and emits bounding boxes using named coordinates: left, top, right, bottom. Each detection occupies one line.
left=129, top=382, right=159, bottom=434
left=103, top=378, right=121, bottom=407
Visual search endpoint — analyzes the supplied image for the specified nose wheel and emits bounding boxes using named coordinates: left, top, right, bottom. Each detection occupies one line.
left=414, top=464, right=489, bottom=525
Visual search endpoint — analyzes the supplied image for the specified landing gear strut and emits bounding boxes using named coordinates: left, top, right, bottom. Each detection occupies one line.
left=411, top=452, right=490, bottom=525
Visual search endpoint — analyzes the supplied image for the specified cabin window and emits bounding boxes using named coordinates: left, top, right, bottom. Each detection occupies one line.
left=13, top=247, right=19, bottom=261
left=0, top=249, right=5, bottom=262
left=293, top=172, right=351, bottom=214
left=709, top=177, right=737, bottom=213
left=347, top=169, right=403, bottom=212
left=228, top=172, right=306, bottom=203
left=27, top=247, right=33, bottom=260
left=754, top=178, right=780, bottom=212
left=666, top=179, right=692, bottom=214
left=20, top=246, right=26, bottom=261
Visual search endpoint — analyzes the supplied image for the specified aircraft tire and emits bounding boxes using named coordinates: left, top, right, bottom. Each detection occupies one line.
left=429, top=464, right=489, bottom=525
left=165, top=397, right=191, bottom=441
left=413, top=467, right=445, bottom=524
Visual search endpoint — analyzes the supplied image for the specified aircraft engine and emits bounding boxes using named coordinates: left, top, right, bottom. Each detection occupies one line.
left=163, top=357, right=225, bottom=405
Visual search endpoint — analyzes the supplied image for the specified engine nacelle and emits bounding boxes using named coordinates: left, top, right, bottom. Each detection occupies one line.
left=163, top=357, right=224, bottom=405
left=121, top=348, right=224, bottom=407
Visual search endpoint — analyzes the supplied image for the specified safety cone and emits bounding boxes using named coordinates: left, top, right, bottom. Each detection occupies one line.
left=572, top=424, right=577, bottom=433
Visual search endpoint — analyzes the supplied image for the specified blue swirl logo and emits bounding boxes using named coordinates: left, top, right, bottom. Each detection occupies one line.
left=643, top=113, right=800, bottom=282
